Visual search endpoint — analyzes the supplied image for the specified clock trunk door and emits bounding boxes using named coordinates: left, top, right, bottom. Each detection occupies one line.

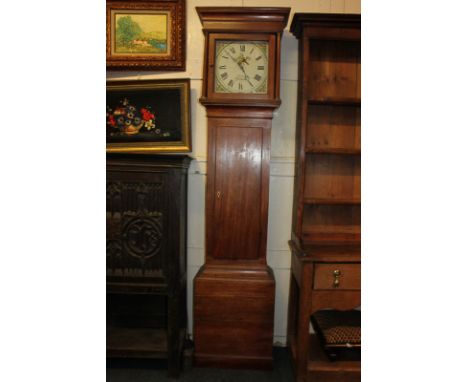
left=211, top=124, right=264, bottom=260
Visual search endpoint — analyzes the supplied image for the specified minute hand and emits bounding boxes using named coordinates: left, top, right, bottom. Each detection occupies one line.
left=239, top=64, right=255, bottom=88
left=226, top=51, right=248, bottom=73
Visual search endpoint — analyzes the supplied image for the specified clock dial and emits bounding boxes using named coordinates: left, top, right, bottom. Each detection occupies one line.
left=215, top=41, right=269, bottom=94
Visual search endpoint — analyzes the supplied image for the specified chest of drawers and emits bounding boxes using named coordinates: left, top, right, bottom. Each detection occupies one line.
left=288, top=243, right=361, bottom=382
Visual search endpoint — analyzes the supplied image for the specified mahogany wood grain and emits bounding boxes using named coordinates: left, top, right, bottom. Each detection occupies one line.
left=309, top=290, right=361, bottom=314
left=195, top=321, right=273, bottom=356
left=313, top=263, right=361, bottom=290
left=204, top=108, right=273, bottom=264
left=195, top=296, right=274, bottom=322
left=195, top=270, right=275, bottom=298
left=213, top=125, right=262, bottom=260
left=193, top=265, right=275, bottom=369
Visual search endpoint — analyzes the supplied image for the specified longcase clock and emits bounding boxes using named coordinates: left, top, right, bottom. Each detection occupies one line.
left=193, top=7, right=290, bottom=369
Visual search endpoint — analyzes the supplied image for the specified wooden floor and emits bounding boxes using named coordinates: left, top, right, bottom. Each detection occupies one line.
left=107, top=347, right=294, bottom=382
left=107, top=327, right=168, bottom=358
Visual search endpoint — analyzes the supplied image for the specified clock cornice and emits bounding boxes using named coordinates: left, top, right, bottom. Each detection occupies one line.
left=196, top=7, right=290, bottom=33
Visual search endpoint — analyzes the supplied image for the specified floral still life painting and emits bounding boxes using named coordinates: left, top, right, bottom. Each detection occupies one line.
left=107, top=99, right=159, bottom=137
left=114, top=13, right=169, bottom=55
left=106, top=79, right=191, bottom=153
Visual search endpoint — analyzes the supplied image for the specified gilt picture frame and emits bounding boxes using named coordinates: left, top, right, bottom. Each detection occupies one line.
left=106, top=0, right=185, bottom=71
left=106, top=79, right=191, bottom=153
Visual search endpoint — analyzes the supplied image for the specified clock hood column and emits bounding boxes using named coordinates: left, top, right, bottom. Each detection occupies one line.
left=193, top=7, right=290, bottom=369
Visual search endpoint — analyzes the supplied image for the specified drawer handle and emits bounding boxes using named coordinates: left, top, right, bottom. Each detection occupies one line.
left=333, top=269, right=341, bottom=288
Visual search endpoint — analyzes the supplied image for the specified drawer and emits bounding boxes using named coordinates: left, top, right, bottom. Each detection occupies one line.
left=313, top=263, right=360, bottom=290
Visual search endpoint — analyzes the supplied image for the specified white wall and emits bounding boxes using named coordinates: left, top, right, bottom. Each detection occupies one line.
left=107, top=0, right=361, bottom=346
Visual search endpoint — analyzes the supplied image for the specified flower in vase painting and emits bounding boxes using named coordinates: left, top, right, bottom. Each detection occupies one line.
left=106, top=99, right=159, bottom=137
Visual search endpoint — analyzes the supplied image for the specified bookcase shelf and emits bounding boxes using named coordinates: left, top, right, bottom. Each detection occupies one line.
left=304, top=154, right=360, bottom=202
left=306, top=103, right=360, bottom=154
left=292, top=35, right=361, bottom=246
left=305, top=147, right=361, bottom=155
left=303, top=197, right=361, bottom=205
left=308, top=98, right=361, bottom=107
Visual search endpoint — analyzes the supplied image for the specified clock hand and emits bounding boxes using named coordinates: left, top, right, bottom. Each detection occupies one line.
left=226, top=51, right=242, bottom=66
left=226, top=51, right=254, bottom=87
left=238, top=63, right=255, bottom=87
left=226, top=51, right=250, bottom=77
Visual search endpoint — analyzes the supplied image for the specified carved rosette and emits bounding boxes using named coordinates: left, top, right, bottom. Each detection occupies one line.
left=106, top=180, right=165, bottom=277
left=122, top=212, right=163, bottom=265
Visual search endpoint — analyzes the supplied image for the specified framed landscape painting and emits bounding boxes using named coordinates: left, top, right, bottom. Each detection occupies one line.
left=106, top=0, right=185, bottom=71
left=106, top=79, right=191, bottom=153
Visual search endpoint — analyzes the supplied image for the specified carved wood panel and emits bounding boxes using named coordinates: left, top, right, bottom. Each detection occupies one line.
left=106, top=179, right=166, bottom=279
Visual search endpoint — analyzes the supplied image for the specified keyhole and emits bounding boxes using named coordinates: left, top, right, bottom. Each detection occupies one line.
left=216, top=191, right=221, bottom=199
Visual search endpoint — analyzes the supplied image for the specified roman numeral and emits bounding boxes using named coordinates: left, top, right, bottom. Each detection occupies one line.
left=219, top=65, right=226, bottom=69
left=240, top=44, right=245, bottom=52
left=256, top=56, right=262, bottom=61
left=249, top=48, right=254, bottom=54
left=228, top=80, right=234, bottom=87
left=230, top=47, right=236, bottom=54
left=257, top=66, right=264, bottom=70
left=254, top=74, right=261, bottom=81
left=221, top=72, right=228, bottom=80
left=238, top=83, right=243, bottom=90
left=222, top=55, right=228, bottom=59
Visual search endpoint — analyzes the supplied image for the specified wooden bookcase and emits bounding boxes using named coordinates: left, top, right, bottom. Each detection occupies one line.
left=288, top=14, right=361, bottom=382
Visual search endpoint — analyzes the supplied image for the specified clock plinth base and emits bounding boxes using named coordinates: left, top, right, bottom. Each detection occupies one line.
left=193, top=264, right=275, bottom=369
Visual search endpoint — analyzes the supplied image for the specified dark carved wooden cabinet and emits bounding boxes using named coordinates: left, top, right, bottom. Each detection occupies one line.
left=106, top=154, right=191, bottom=377
left=287, top=13, right=361, bottom=382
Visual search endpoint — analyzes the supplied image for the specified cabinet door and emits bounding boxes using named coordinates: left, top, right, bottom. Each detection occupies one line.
left=212, top=125, right=263, bottom=260
left=106, top=169, right=168, bottom=282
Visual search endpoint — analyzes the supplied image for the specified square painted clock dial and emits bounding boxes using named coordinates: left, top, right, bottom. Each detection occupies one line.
left=214, top=41, right=269, bottom=94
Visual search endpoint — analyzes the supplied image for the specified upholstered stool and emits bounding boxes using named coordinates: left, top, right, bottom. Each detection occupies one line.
left=310, top=309, right=361, bottom=362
